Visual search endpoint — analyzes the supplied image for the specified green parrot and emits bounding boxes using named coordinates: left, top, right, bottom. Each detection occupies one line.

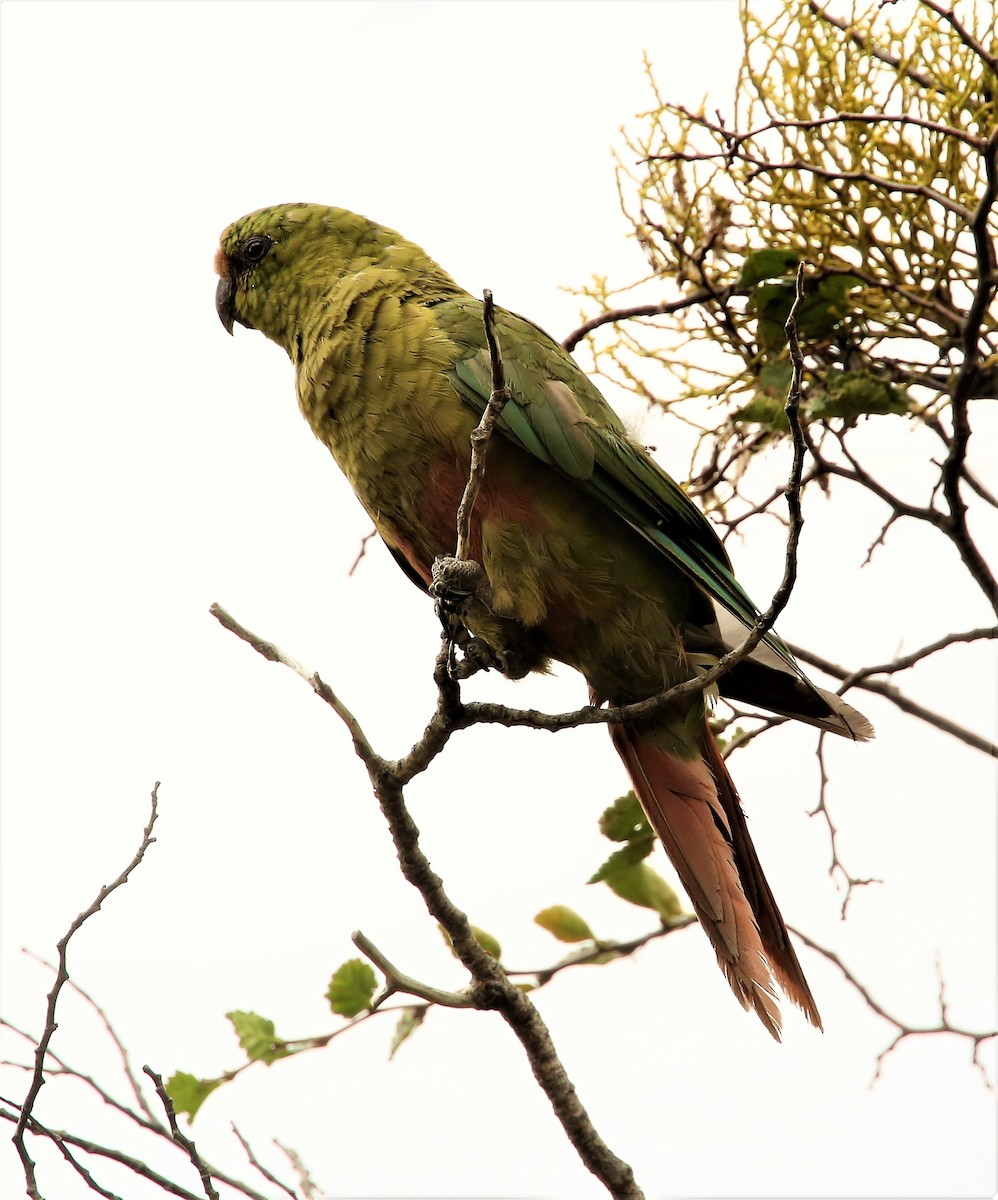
left=215, top=204, right=873, bottom=1039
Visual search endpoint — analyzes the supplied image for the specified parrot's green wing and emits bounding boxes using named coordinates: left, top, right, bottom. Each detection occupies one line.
left=440, top=298, right=799, bottom=671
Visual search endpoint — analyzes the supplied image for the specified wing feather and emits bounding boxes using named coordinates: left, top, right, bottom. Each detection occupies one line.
left=443, top=299, right=798, bottom=668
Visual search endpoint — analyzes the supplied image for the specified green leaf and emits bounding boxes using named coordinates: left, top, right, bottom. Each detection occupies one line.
left=439, top=923, right=503, bottom=961
left=711, top=724, right=746, bottom=754
left=469, top=926, right=502, bottom=959
left=588, top=837, right=654, bottom=885
left=733, top=361, right=794, bottom=431
left=796, top=274, right=862, bottom=341
left=534, top=905, right=595, bottom=944
left=747, top=269, right=862, bottom=354
left=226, top=1011, right=291, bottom=1064
left=388, top=1006, right=425, bottom=1060
left=603, top=861, right=686, bottom=920
left=808, top=370, right=910, bottom=422
left=732, top=393, right=790, bottom=431
left=738, top=248, right=800, bottom=289
left=815, top=272, right=863, bottom=305
left=748, top=279, right=798, bottom=354
left=757, top=360, right=794, bottom=399
left=326, top=959, right=378, bottom=1018
left=164, top=1071, right=221, bottom=1123
left=598, top=792, right=651, bottom=842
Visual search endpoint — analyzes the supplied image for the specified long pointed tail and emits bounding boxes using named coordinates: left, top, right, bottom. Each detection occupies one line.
left=610, top=720, right=821, bottom=1039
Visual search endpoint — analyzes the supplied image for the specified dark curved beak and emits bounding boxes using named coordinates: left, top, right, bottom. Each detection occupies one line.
left=215, top=274, right=236, bottom=336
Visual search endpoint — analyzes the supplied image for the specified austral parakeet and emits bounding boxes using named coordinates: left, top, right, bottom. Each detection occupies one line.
left=215, top=204, right=873, bottom=1038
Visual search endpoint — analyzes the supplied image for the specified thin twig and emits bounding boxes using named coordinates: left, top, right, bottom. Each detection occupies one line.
left=648, top=147, right=974, bottom=221
left=845, top=626, right=997, bottom=684
left=789, top=642, right=997, bottom=758
left=916, top=0, right=998, bottom=72
left=453, top=289, right=513, bottom=563
left=777, top=261, right=810, bottom=602
left=806, top=0, right=941, bottom=91
left=347, top=528, right=377, bottom=577
left=271, top=1004, right=408, bottom=1057
left=1, top=1021, right=164, bottom=1138
left=21, top=948, right=158, bottom=1125
left=2, top=1099, right=205, bottom=1200
left=44, top=1132, right=124, bottom=1200
left=143, top=1067, right=219, bottom=1200
left=352, top=930, right=474, bottom=1009
left=209, top=603, right=381, bottom=767
left=666, top=102, right=988, bottom=152
left=506, top=917, right=697, bottom=986
left=13, top=786, right=160, bottom=1200
left=2, top=1025, right=280, bottom=1198
left=809, top=734, right=881, bottom=916
left=939, top=124, right=998, bottom=611
left=721, top=714, right=790, bottom=757
left=561, top=289, right=718, bottom=353
left=789, top=928, right=997, bottom=1086
left=274, top=1142, right=320, bottom=1200
left=231, top=1124, right=297, bottom=1200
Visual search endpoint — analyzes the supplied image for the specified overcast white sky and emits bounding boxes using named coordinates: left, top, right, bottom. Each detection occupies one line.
left=1, top=2, right=995, bottom=1198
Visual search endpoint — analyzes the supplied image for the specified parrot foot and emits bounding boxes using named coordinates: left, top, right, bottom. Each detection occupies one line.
left=431, top=556, right=534, bottom=681
left=431, top=556, right=497, bottom=680
left=446, top=633, right=535, bottom=681
left=430, top=555, right=494, bottom=613
left=448, top=633, right=502, bottom=679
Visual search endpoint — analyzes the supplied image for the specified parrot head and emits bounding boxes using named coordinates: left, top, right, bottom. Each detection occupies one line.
left=215, top=203, right=369, bottom=347
left=215, top=203, right=458, bottom=351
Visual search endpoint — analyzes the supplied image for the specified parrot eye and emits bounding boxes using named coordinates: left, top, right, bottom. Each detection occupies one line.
left=241, top=235, right=273, bottom=266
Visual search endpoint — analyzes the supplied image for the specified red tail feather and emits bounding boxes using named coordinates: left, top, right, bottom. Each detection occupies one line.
left=609, top=720, right=821, bottom=1039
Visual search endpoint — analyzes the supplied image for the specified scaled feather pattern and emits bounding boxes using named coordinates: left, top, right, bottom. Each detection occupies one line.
left=216, top=203, right=874, bottom=1037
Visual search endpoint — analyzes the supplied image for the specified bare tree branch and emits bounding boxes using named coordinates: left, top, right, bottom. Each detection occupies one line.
left=806, top=0, right=940, bottom=91
left=273, top=1141, right=320, bottom=1200
left=3, top=1098, right=205, bottom=1200
left=506, top=917, right=697, bottom=986
left=351, top=930, right=474, bottom=1009
left=789, top=642, right=998, bottom=758
left=13, top=786, right=160, bottom=1199
left=810, top=733, right=882, bottom=916
left=647, top=147, right=975, bottom=221
left=20, top=949, right=158, bottom=1126
left=846, top=626, right=997, bottom=683
left=453, top=290, right=513, bottom=563
left=667, top=100, right=989, bottom=151
left=213, top=300, right=648, bottom=1199
left=916, top=0, right=998, bottom=73
left=230, top=1126, right=297, bottom=1200
left=347, top=528, right=377, bottom=577
left=209, top=603, right=381, bottom=767
left=1, top=1022, right=164, bottom=1139
left=143, top=1068, right=219, bottom=1200
left=561, top=289, right=718, bottom=353
left=939, top=123, right=998, bottom=608
left=789, top=927, right=997, bottom=1087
